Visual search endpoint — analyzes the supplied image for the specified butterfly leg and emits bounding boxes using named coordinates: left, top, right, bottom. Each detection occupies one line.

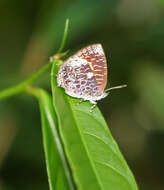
left=76, top=99, right=84, bottom=106
left=89, top=100, right=97, bottom=112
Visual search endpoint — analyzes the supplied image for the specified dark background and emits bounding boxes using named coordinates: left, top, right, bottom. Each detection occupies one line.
left=0, top=0, right=164, bottom=189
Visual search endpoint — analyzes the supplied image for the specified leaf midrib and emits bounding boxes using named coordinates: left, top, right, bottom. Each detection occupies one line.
left=66, top=97, right=105, bottom=190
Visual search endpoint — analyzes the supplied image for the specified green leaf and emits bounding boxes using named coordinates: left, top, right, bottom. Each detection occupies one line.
left=30, top=88, right=75, bottom=190
left=51, top=60, right=139, bottom=190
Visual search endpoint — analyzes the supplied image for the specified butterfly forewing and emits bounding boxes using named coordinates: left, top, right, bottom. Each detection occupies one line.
left=77, top=44, right=107, bottom=93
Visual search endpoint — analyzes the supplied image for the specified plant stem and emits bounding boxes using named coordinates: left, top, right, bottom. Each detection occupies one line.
left=57, top=19, right=69, bottom=53
left=0, top=62, right=51, bottom=100
left=0, top=18, right=69, bottom=101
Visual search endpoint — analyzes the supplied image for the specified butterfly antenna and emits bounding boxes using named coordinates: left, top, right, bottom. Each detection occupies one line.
left=105, top=84, right=127, bottom=92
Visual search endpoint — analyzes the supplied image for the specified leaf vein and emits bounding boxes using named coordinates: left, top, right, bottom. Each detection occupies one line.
left=76, top=109, right=122, bottom=158
left=95, top=161, right=133, bottom=189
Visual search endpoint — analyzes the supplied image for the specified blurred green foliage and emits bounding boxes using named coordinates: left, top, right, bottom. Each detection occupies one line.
left=0, top=0, right=164, bottom=190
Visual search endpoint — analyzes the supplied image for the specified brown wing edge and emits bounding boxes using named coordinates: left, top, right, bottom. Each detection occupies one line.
left=89, top=44, right=108, bottom=93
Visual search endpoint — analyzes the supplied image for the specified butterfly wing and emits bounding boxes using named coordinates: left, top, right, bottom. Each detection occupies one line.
left=77, top=44, right=108, bottom=94
left=57, top=44, right=107, bottom=100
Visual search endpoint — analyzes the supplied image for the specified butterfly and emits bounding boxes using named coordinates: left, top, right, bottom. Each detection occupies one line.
left=56, top=44, right=126, bottom=111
